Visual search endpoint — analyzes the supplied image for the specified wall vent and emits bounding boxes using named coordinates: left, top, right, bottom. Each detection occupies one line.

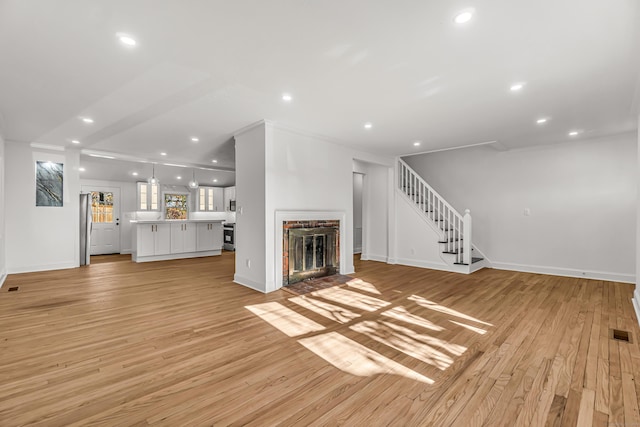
left=8, top=287, right=19, bottom=292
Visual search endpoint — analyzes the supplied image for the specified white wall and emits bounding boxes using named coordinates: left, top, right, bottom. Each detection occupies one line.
left=6, top=142, right=81, bottom=273
left=353, top=173, right=363, bottom=253
left=234, top=121, right=393, bottom=293
left=405, top=132, right=637, bottom=282
left=234, top=123, right=267, bottom=291
left=0, top=132, right=6, bottom=287
left=635, top=113, right=640, bottom=321
left=395, top=191, right=451, bottom=271
left=353, top=160, right=390, bottom=262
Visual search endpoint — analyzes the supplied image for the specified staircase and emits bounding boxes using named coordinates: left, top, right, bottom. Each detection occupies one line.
left=398, top=159, right=486, bottom=274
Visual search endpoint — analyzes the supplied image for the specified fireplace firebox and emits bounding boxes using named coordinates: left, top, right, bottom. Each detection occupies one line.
left=283, top=220, right=340, bottom=286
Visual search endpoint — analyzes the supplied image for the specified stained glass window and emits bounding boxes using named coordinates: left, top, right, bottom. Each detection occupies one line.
left=91, top=191, right=113, bottom=223
left=165, top=193, right=188, bottom=220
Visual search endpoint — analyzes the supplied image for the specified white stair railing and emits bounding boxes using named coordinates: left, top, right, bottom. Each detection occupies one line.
left=398, top=159, right=472, bottom=265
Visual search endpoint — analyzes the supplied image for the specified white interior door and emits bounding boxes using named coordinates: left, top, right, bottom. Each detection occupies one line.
left=83, top=186, right=121, bottom=255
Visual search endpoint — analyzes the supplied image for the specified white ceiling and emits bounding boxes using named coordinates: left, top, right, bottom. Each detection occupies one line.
left=1, top=0, right=639, bottom=185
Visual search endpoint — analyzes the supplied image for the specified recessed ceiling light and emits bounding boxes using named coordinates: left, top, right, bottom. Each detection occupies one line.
left=536, top=118, right=548, bottom=124
left=454, top=11, right=473, bottom=24
left=71, top=139, right=80, bottom=144
left=413, top=141, right=421, bottom=147
left=79, top=167, right=86, bottom=172
left=510, top=83, right=525, bottom=92
left=177, top=176, right=182, bottom=180
left=81, top=117, right=94, bottom=124
left=364, top=122, right=373, bottom=129
left=160, top=152, right=167, bottom=156
left=211, top=159, right=218, bottom=163
left=116, top=33, right=137, bottom=46
left=132, top=172, right=138, bottom=176
left=213, top=179, right=218, bottom=182
left=282, top=93, right=293, bottom=102
left=569, top=131, right=579, bottom=136
left=191, top=137, right=199, bottom=142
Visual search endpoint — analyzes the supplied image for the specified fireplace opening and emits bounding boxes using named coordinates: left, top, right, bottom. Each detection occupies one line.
left=283, top=220, right=340, bottom=286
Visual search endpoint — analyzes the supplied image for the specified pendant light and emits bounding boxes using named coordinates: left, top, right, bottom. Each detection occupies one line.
left=188, top=168, right=199, bottom=189
left=148, top=163, right=159, bottom=185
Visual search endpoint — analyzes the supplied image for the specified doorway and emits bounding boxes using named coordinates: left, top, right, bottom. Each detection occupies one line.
left=353, top=172, right=364, bottom=254
left=82, top=186, right=121, bottom=255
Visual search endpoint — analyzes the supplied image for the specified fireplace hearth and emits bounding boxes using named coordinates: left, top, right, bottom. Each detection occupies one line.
left=283, top=220, right=340, bottom=286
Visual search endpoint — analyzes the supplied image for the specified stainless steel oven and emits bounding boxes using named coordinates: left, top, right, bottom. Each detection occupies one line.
left=223, top=223, right=235, bottom=251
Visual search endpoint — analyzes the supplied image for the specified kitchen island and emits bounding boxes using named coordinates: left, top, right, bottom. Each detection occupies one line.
left=131, top=220, right=224, bottom=263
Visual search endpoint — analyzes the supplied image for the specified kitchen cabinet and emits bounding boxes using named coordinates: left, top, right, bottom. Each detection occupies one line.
left=196, top=222, right=223, bottom=251
left=137, top=182, right=160, bottom=211
left=197, top=187, right=225, bottom=212
left=224, top=186, right=236, bottom=211
left=137, top=223, right=171, bottom=257
left=171, top=222, right=197, bottom=253
left=132, top=220, right=224, bottom=262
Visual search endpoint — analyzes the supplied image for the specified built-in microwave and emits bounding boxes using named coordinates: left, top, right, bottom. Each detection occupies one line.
left=229, top=200, right=236, bottom=211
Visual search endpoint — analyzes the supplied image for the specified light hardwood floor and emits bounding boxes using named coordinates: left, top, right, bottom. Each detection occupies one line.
left=1, top=253, right=639, bottom=426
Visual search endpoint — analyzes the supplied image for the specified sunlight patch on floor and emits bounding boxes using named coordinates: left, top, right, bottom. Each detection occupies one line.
left=289, top=296, right=361, bottom=324
left=312, top=287, right=391, bottom=312
left=245, top=302, right=325, bottom=337
left=298, top=332, right=434, bottom=384
left=408, top=295, right=493, bottom=326
left=345, top=278, right=381, bottom=295
left=450, top=320, right=488, bottom=334
left=381, top=321, right=467, bottom=356
left=350, top=320, right=461, bottom=370
left=381, top=306, right=445, bottom=332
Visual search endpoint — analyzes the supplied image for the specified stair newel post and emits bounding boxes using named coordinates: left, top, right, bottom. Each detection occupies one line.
left=463, top=209, right=472, bottom=265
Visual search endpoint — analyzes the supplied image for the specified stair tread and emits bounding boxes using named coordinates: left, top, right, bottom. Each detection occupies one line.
left=454, top=257, right=484, bottom=265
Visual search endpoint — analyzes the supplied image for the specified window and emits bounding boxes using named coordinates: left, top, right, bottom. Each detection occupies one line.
left=198, top=187, right=216, bottom=211
left=165, top=193, right=188, bottom=220
left=138, top=183, right=159, bottom=211
left=91, top=191, right=113, bottom=223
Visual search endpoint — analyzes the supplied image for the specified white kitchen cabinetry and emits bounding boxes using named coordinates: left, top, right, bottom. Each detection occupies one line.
left=171, top=222, right=197, bottom=254
left=197, top=187, right=225, bottom=212
left=137, top=223, right=171, bottom=257
left=133, top=220, right=224, bottom=262
left=137, top=182, right=160, bottom=211
left=196, top=222, right=223, bottom=251
left=224, top=186, right=236, bottom=211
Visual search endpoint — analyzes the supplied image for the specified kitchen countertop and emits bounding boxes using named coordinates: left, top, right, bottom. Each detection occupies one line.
left=130, top=219, right=225, bottom=224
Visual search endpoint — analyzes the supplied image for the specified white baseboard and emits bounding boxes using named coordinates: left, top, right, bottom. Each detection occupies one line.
left=120, top=249, right=132, bottom=255
left=233, top=274, right=266, bottom=293
left=395, top=257, right=458, bottom=273
left=360, top=254, right=388, bottom=263
left=8, top=262, right=77, bottom=274
left=0, top=269, right=6, bottom=289
left=491, top=261, right=635, bottom=283
left=633, top=288, right=640, bottom=327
